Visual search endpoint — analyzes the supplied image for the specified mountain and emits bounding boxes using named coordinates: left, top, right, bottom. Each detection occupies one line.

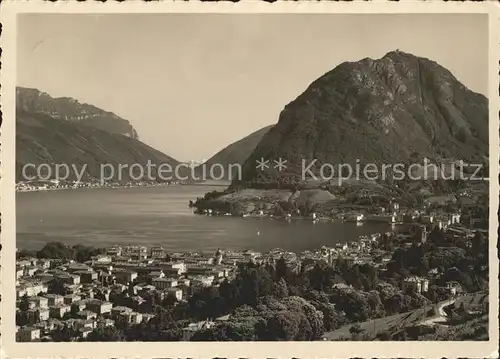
left=198, top=125, right=273, bottom=180
left=16, top=87, right=139, bottom=139
left=16, top=111, right=182, bottom=183
left=235, top=51, right=488, bottom=187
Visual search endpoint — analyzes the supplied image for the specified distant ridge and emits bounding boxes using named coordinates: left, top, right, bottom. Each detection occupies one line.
left=197, top=125, right=274, bottom=180
left=16, top=89, right=186, bottom=182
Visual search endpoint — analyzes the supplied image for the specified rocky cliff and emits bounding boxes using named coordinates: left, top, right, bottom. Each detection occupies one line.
left=16, top=87, right=139, bottom=139
left=16, top=112, right=182, bottom=183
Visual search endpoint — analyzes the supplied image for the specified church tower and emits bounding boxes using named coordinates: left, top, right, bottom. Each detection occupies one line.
left=214, top=248, right=223, bottom=265
left=421, top=225, right=427, bottom=243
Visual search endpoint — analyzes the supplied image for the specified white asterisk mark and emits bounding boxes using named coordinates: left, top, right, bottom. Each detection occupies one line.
left=256, top=157, right=270, bottom=171
left=274, top=158, right=287, bottom=172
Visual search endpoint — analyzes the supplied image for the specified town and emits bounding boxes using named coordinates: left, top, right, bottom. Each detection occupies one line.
left=15, top=179, right=182, bottom=193
left=15, top=206, right=489, bottom=342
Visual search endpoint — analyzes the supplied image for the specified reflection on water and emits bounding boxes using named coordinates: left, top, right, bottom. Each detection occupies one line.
left=16, top=184, right=390, bottom=252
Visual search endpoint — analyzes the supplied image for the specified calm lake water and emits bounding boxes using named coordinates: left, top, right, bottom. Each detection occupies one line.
left=16, top=182, right=390, bottom=253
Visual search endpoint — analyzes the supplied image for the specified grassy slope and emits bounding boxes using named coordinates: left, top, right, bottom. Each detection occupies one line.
left=322, top=292, right=488, bottom=341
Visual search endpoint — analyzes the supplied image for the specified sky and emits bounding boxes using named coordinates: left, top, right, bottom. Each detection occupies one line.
left=17, top=13, right=488, bottom=162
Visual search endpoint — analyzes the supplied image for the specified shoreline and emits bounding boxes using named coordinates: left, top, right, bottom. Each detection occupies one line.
left=16, top=227, right=388, bottom=254
left=15, top=182, right=181, bottom=193
left=191, top=208, right=403, bottom=226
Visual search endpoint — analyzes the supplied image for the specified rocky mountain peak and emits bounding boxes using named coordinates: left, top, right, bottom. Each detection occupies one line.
left=235, top=51, right=488, bottom=187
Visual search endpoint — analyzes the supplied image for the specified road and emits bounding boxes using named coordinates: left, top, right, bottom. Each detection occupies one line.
left=420, top=298, right=456, bottom=326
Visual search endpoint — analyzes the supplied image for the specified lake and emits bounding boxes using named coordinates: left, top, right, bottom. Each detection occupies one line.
left=16, top=182, right=390, bottom=253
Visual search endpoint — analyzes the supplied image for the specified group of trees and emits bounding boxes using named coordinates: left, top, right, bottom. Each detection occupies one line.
left=17, top=241, right=106, bottom=263
left=16, top=295, right=32, bottom=326
left=193, top=296, right=325, bottom=341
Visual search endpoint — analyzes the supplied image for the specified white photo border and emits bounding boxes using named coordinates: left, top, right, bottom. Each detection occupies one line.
left=1, top=1, right=499, bottom=358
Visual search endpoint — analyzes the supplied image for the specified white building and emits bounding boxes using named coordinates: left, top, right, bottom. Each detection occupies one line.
left=451, top=213, right=461, bottom=224
left=152, top=277, right=178, bottom=290
left=402, top=276, right=429, bottom=293
left=345, top=214, right=364, bottom=222
left=29, top=296, right=49, bottom=309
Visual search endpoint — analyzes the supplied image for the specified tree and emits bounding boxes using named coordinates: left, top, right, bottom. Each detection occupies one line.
left=19, top=294, right=30, bottom=311
left=309, top=262, right=335, bottom=292
left=16, top=311, right=28, bottom=326
left=472, top=231, right=487, bottom=259
left=233, top=265, right=274, bottom=307
left=314, top=301, right=345, bottom=331
left=159, top=328, right=184, bottom=341
left=16, top=249, right=37, bottom=259
left=219, top=279, right=238, bottom=311
left=37, top=242, right=73, bottom=259
left=367, top=291, right=385, bottom=318
left=273, top=278, right=289, bottom=299
left=87, top=326, right=124, bottom=341
left=275, top=256, right=291, bottom=282
left=377, top=330, right=392, bottom=341
left=417, top=256, right=430, bottom=276
left=428, top=227, right=445, bottom=244
left=332, top=289, right=370, bottom=322
left=335, top=255, right=349, bottom=274
left=257, top=267, right=274, bottom=298
left=426, top=285, right=439, bottom=303
left=349, top=323, right=364, bottom=339
left=48, top=278, right=68, bottom=295
left=385, top=293, right=404, bottom=314
left=263, top=311, right=301, bottom=340
left=72, top=244, right=104, bottom=263
left=345, top=265, right=364, bottom=290
left=162, top=294, right=178, bottom=308
left=192, top=322, right=256, bottom=341
left=52, top=324, right=79, bottom=342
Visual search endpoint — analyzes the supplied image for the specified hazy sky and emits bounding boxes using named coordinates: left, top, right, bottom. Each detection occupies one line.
left=17, top=14, right=488, bottom=162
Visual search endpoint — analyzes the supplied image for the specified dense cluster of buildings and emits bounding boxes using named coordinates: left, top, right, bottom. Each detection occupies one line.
left=15, top=245, right=256, bottom=341
left=198, top=194, right=482, bottom=231
left=340, top=200, right=464, bottom=227
left=15, top=209, right=484, bottom=342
